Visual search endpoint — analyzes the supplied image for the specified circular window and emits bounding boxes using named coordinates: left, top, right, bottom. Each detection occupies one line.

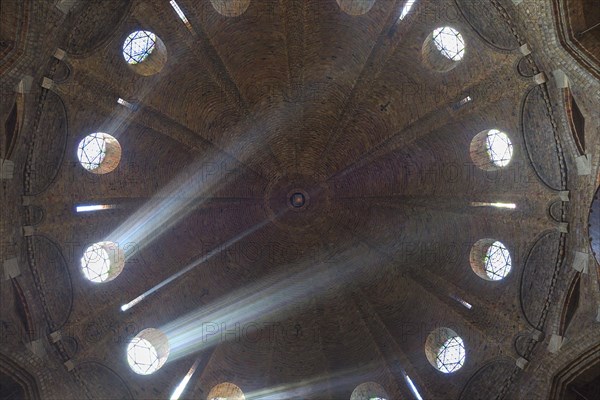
left=210, top=0, right=251, bottom=17
left=336, top=0, right=376, bottom=16
left=207, top=382, right=245, bottom=400
left=425, top=328, right=466, bottom=373
left=432, top=27, right=465, bottom=61
left=123, top=31, right=156, bottom=64
left=127, top=328, right=170, bottom=375
left=422, top=26, right=465, bottom=72
left=470, top=129, right=514, bottom=171
left=80, top=241, right=125, bottom=283
left=470, top=239, right=512, bottom=281
left=77, top=132, right=121, bottom=174
left=122, top=30, right=167, bottom=76
left=350, top=382, right=389, bottom=400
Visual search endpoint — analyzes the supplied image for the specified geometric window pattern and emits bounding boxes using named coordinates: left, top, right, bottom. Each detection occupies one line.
left=127, top=337, right=162, bottom=375
left=77, top=132, right=108, bottom=171
left=350, top=382, right=389, bottom=400
left=484, top=241, right=512, bottom=280
left=432, top=26, right=465, bottom=61
left=122, top=30, right=156, bottom=64
left=436, top=335, right=466, bottom=373
left=485, top=129, right=513, bottom=167
left=81, top=242, right=112, bottom=282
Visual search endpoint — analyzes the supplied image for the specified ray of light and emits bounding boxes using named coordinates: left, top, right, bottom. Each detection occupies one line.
left=405, top=374, right=423, bottom=400
left=104, top=111, right=275, bottom=260
left=242, top=363, right=381, bottom=400
left=399, top=0, right=417, bottom=20
left=471, top=201, right=516, bottom=209
left=76, top=204, right=114, bottom=212
left=450, top=294, right=473, bottom=310
left=108, top=152, right=230, bottom=256
left=120, top=216, right=276, bottom=312
left=161, top=245, right=369, bottom=361
left=169, top=0, right=190, bottom=25
left=170, top=357, right=201, bottom=400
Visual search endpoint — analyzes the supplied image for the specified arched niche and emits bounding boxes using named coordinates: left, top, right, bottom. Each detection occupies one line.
left=27, top=91, right=68, bottom=195
left=0, top=352, right=41, bottom=400
left=77, top=362, right=133, bottom=399
left=64, top=0, right=133, bottom=57
left=552, top=0, right=600, bottom=79
left=459, top=359, right=515, bottom=399
left=455, top=0, right=520, bottom=51
left=549, top=342, right=600, bottom=399
left=29, top=235, right=73, bottom=330
left=519, top=231, right=562, bottom=327
left=521, top=86, right=563, bottom=191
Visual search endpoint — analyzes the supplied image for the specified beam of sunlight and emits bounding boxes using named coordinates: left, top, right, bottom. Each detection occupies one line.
left=471, top=201, right=516, bottom=209
left=450, top=294, right=473, bottom=310
left=76, top=204, right=114, bottom=212
left=117, top=97, right=134, bottom=108
left=106, top=112, right=276, bottom=259
left=108, top=152, right=232, bottom=256
left=405, top=374, right=423, bottom=400
left=169, top=0, right=189, bottom=24
left=170, top=357, right=200, bottom=400
left=169, top=0, right=194, bottom=32
left=399, top=0, right=417, bottom=20
left=243, top=363, right=381, bottom=400
left=161, top=245, right=369, bottom=362
left=121, top=216, right=275, bottom=312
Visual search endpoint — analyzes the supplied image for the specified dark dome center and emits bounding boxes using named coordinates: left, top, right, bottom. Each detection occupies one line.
left=290, top=192, right=306, bottom=208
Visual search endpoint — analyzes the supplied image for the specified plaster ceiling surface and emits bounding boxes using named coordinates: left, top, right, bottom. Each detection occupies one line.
left=1, top=0, right=584, bottom=399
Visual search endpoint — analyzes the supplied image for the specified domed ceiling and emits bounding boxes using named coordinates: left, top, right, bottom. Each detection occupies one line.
left=2, top=0, right=599, bottom=399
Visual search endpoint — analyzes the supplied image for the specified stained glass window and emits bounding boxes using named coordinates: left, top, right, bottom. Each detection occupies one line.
left=485, top=129, right=513, bottom=167
left=123, top=31, right=156, bottom=64
left=436, top=335, right=465, bottom=373
left=484, top=241, right=512, bottom=280
left=432, top=27, right=465, bottom=61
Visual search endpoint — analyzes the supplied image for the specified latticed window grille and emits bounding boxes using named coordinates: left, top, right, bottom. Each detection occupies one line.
left=123, top=31, right=156, bottom=64
left=484, top=241, right=512, bottom=280
left=81, top=242, right=111, bottom=282
left=436, top=336, right=465, bottom=373
left=127, top=337, right=162, bottom=375
left=77, top=133, right=108, bottom=171
left=485, top=129, right=513, bottom=167
left=127, top=329, right=169, bottom=375
left=432, top=27, right=465, bottom=61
